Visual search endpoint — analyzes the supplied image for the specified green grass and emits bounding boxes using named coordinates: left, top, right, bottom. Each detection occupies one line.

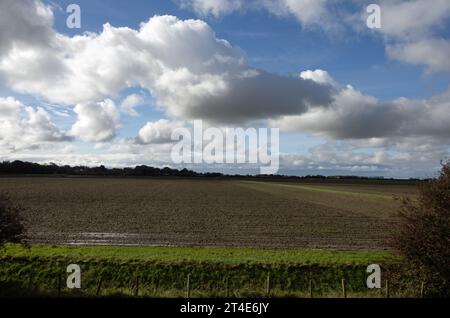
left=0, top=244, right=412, bottom=298
left=1, top=244, right=394, bottom=265
left=242, top=181, right=396, bottom=200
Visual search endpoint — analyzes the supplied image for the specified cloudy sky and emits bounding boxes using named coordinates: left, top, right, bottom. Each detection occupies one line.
left=0, top=0, right=449, bottom=177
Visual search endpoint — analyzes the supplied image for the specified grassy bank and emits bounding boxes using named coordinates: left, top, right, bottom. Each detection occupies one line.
left=1, top=244, right=394, bottom=264
left=0, top=244, right=419, bottom=298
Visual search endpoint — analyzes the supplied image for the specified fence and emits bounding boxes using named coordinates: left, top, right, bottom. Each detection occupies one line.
left=16, top=271, right=426, bottom=298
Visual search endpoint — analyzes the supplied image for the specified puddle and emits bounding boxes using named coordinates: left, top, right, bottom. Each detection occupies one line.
left=28, top=231, right=175, bottom=247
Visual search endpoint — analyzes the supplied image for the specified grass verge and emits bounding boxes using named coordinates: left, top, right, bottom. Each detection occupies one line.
left=1, top=244, right=416, bottom=298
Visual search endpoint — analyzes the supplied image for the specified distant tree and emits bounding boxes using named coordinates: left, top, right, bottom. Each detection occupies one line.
left=394, top=162, right=450, bottom=296
left=0, top=194, right=26, bottom=246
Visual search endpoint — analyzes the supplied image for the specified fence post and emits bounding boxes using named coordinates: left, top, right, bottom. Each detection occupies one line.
left=385, top=280, right=390, bottom=298
left=28, top=271, right=34, bottom=291
left=266, top=274, right=271, bottom=297
left=186, top=274, right=191, bottom=299
left=309, top=279, right=313, bottom=298
left=341, top=279, right=347, bottom=298
left=154, top=278, right=159, bottom=297
left=96, top=275, right=103, bottom=297
left=420, top=282, right=425, bottom=298
left=57, top=271, right=62, bottom=298
left=134, top=276, right=139, bottom=297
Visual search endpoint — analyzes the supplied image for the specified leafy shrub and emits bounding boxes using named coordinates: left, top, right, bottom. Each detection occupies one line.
left=394, top=163, right=450, bottom=297
left=0, top=194, right=26, bottom=246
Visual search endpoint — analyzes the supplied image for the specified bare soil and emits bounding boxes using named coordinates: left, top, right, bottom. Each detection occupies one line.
left=0, top=177, right=417, bottom=249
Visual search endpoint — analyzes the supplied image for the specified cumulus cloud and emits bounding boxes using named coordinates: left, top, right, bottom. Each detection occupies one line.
left=137, top=119, right=185, bottom=144
left=0, top=96, right=22, bottom=119
left=120, top=93, right=144, bottom=116
left=155, top=68, right=333, bottom=123
left=300, top=69, right=335, bottom=85
left=271, top=78, right=450, bottom=140
left=280, top=139, right=448, bottom=178
left=0, top=0, right=68, bottom=94
left=0, top=0, right=55, bottom=55
left=2, top=1, right=446, bottom=135
left=70, top=99, right=120, bottom=142
left=0, top=5, right=334, bottom=124
left=0, top=96, right=69, bottom=150
left=1, top=0, right=448, bottom=144
left=386, top=39, right=450, bottom=73
left=260, top=0, right=331, bottom=27
left=371, top=0, right=450, bottom=73
left=377, top=0, right=450, bottom=39
left=24, top=106, right=70, bottom=142
left=177, top=0, right=244, bottom=17
left=176, top=0, right=332, bottom=28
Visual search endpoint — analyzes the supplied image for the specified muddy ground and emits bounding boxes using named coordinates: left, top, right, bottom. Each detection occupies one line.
left=0, top=177, right=417, bottom=250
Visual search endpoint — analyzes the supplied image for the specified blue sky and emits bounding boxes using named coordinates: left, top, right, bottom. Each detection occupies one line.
left=0, top=0, right=450, bottom=177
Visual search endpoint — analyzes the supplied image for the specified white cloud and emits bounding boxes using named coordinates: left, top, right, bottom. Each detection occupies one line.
left=0, top=96, right=23, bottom=119
left=120, top=93, right=144, bottom=116
left=138, top=119, right=185, bottom=144
left=0, top=0, right=55, bottom=56
left=177, top=0, right=244, bottom=17
left=262, top=0, right=330, bottom=27
left=377, top=0, right=450, bottom=39
left=300, top=69, right=335, bottom=85
left=0, top=96, right=69, bottom=150
left=70, top=99, right=120, bottom=142
left=271, top=74, right=450, bottom=140
left=0, top=8, right=334, bottom=123
left=358, top=0, right=450, bottom=73
left=1, top=135, right=443, bottom=178
left=279, top=137, right=449, bottom=178
left=176, top=0, right=332, bottom=28
left=24, top=106, right=69, bottom=142
left=386, top=39, right=450, bottom=73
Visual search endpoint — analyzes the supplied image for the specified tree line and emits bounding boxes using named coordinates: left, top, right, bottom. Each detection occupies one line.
left=0, top=160, right=424, bottom=181
left=0, top=160, right=208, bottom=177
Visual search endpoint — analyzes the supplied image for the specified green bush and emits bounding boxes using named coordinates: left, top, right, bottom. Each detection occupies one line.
left=0, top=194, right=26, bottom=246
left=394, top=163, right=450, bottom=297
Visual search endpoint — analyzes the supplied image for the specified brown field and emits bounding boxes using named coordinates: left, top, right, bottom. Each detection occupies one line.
left=0, top=177, right=418, bottom=250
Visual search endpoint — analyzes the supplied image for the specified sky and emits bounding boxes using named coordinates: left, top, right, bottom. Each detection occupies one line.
left=0, top=0, right=450, bottom=178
